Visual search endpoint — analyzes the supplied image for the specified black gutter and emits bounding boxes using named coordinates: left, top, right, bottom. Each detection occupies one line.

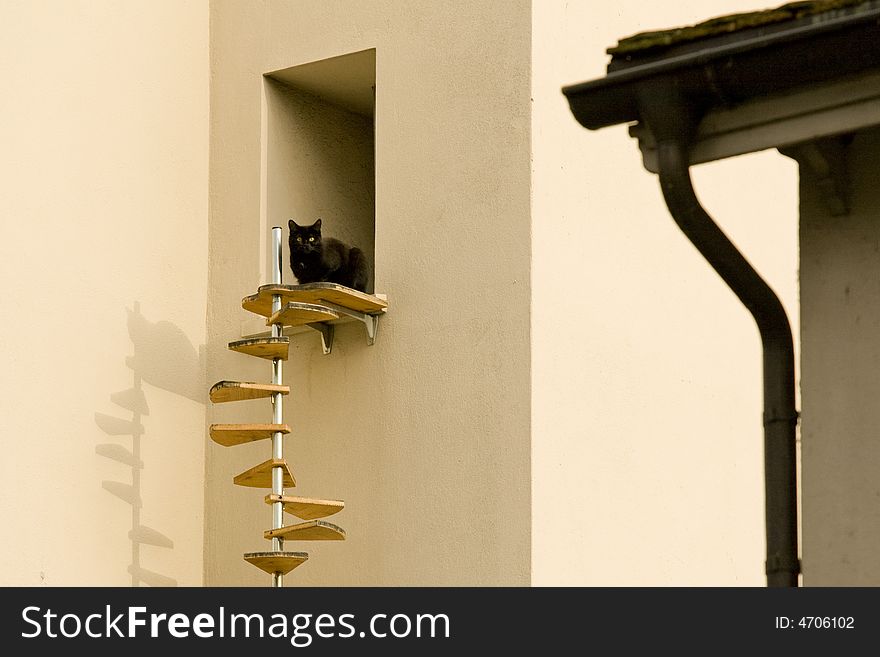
left=553, top=6, right=880, bottom=586
left=640, top=87, right=799, bottom=586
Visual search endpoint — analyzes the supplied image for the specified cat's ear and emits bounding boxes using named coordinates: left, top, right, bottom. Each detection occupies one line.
left=288, top=219, right=295, bottom=229
left=313, top=218, right=322, bottom=231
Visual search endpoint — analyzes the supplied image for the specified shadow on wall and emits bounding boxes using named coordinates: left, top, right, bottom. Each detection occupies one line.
left=94, top=302, right=206, bottom=586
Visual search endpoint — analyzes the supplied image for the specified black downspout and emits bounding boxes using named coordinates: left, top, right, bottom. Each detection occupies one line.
left=639, top=87, right=800, bottom=587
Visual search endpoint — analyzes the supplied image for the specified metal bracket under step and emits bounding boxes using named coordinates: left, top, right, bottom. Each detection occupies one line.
left=317, top=301, right=380, bottom=346
left=250, top=304, right=380, bottom=355
left=306, top=322, right=334, bottom=355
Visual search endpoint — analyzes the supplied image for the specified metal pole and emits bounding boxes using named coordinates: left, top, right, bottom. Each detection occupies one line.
left=270, top=226, right=285, bottom=587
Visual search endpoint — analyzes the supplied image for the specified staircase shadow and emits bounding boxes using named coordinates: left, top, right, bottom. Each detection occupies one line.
left=95, top=301, right=205, bottom=586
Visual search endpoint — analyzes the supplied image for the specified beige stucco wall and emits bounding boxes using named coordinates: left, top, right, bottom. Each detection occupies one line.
left=800, top=126, right=880, bottom=586
left=207, top=1, right=532, bottom=585
left=0, top=0, right=208, bottom=585
left=531, top=0, right=800, bottom=585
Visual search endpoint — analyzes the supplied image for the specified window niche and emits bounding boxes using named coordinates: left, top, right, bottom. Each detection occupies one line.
left=262, top=49, right=376, bottom=293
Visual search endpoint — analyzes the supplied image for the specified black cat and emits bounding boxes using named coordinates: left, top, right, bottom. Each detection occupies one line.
left=288, top=219, right=368, bottom=292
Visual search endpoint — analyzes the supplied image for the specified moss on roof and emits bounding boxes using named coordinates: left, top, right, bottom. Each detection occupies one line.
left=608, top=0, right=870, bottom=56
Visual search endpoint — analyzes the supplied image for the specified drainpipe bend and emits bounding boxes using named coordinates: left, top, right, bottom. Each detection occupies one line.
left=651, top=123, right=799, bottom=587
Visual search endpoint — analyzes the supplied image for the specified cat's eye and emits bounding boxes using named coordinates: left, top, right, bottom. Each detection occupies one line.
left=308, top=237, right=315, bottom=243
left=296, top=236, right=302, bottom=243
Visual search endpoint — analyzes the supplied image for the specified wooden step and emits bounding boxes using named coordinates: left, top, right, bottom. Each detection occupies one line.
left=209, top=423, right=289, bottom=447
left=244, top=282, right=388, bottom=318
left=244, top=551, right=308, bottom=575
left=264, top=520, right=346, bottom=542
left=264, top=494, right=344, bottom=520
left=228, top=336, right=290, bottom=360
left=209, top=381, right=289, bottom=404
left=234, top=458, right=296, bottom=488
left=267, top=302, right=338, bottom=328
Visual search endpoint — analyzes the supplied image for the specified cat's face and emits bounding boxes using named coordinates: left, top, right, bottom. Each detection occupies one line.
left=288, top=218, right=322, bottom=254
